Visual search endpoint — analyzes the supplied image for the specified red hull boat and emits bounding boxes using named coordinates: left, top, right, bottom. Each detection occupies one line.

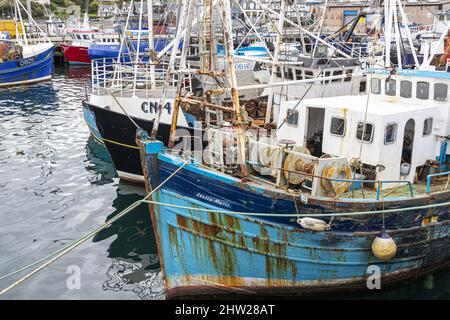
left=60, top=44, right=90, bottom=65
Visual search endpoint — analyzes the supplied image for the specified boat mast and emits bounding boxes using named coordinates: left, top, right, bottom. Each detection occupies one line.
left=15, top=0, right=28, bottom=46
left=14, top=1, right=20, bottom=45
left=26, top=0, right=32, bottom=24
left=151, top=0, right=189, bottom=140
left=132, top=0, right=145, bottom=96
left=147, top=0, right=156, bottom=89
left=114, top=0, right=133, bottom=68
left=384, top=0, right=392, bottom=67
left=396, top=0, right=419, bottom=67
left=168, top=0, right=195, bottom=148
left=202, top=0, right=208, bottom=70
left=391, top=0, right=402, bottom=69
left=82, top=0, right=90, bottom=29
left=16, top=0, right=51, bottom=44
left=264, top=0, right=286, bottom=126
left=219, top=0, right=248, bottom=179
left=156, top=1, right=218, bottom=59
left=111, top=0, right=133, bottom=94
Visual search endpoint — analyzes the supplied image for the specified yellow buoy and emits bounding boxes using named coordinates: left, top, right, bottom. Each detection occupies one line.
left=371, top=231, right=397, bottom=261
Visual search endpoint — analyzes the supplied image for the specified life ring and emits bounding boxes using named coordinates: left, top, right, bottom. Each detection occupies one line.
left=321, top=163, right=352, bottom=194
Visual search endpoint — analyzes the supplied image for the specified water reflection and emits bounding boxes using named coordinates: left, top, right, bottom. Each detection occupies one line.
left=85, top=135, right=117, bottom=185
left=64, top=65, right=92, bottom=80
left=85, top=135, right=164, bottom=299
left=93, top=185, right=164, bottom=300
left=0, top=81, right=58, bottom=117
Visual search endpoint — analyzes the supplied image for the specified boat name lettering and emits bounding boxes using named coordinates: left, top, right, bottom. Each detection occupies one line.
left=195, top=192, right=231, bottom=209
left=141, top=101, right=172, bottom=114
left=280, top=54, right=297, bottom=62
left=234, top=63, right=252, bottom=70
left=19, top=57, right=36, bottom=67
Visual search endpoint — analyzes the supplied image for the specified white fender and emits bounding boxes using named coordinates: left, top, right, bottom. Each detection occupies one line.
left=297, top=217, right=330, bottom=232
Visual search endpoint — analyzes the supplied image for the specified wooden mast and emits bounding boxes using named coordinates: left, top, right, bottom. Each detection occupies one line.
left=168, top=0, right=196, bottom=148
left=219, top=0, right=249, bottom=179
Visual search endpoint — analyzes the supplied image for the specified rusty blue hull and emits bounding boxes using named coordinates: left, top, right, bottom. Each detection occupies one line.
left=153, top=188, right=449, bottom=298
left=140, top=140, right=450, bottom=298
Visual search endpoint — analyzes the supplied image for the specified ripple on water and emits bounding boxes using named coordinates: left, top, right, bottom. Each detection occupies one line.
left=0, top=66, right=162, bottom=300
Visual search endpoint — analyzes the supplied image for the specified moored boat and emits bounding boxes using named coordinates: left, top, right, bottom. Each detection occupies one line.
left=137, top=0, right=450, bottom=298
left=60, top=28, right=98, bottom=65
left=138, top=162, right=449, bottom=297
left=0, top=1, right=54, bottom=87
left=0, top=42, right=54, bottom=87
left=138, top=70, right=450, bottom=297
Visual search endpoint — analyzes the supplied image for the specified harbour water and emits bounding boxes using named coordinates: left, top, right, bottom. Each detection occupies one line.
left=0, top=66, right=448, bottom=299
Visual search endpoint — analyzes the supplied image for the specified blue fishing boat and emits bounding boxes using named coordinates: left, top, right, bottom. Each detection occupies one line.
left=138, top=135, right=450, bottom=298
left=0, top=1, right=54, bottom=87
left=88, top=38, right=179, bottom=61
left=135, top=0, right=450, bottom=298
left=0, top=40, right=54, bottom=87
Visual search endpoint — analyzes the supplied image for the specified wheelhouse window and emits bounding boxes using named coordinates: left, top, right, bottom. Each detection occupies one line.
left=400, top=80, right=412, bottom=98
left=385, top=79, right=396, bottom=96
left=304, top=71, right=314, bottom=79
left=330, top=117, right=346, bottom=137
left=423, top=118, right=433, bottom=136
left=332, top=70, right=343, bottom=83
left=295, top=69, right=302, bottom=80
left=356, top=122, right=374, bottom=143
left=254, top=62, right=263, bottom=71
left=276, top=67, right=282, bottom=78
left=416, top=81, right=430, bottom=100
left=384, top=123, right=397, bottom=144
left=287, top=109, right=299, bottom=126
left=323, top=71, right=331, bottom=84
left=371, top=78, right=381, bottom=94
left=359, top=81, right=366, bottom=93
left=287, top=68, right=294, bottom=80
left=434, top=83, right=448, bottom=102
left=344, top=69, right=353, bottom=82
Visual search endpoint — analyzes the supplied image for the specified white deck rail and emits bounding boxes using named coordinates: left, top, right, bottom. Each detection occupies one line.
left=91, top=57, right=193, bottom=97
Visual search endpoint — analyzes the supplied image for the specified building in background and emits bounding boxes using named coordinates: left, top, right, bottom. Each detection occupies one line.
left=318, top=0, right=450, bottom=34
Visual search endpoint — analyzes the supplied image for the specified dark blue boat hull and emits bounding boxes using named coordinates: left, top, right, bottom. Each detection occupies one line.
left=88, top=39, right=181, bottom=61
left=0, top=47, right=53, bottom=87
left=140, top=140, right=450, bottom=298
left=144, top=149, right=450, bottom=232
